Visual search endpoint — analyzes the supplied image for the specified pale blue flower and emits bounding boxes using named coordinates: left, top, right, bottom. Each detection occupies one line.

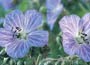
left=0, top=10, right=48, bottom=58
left=0, top=0, right=14, bottom=10
left=59, top=13, right=90, bottom=62
left=46, top=0, right=63, bottom=30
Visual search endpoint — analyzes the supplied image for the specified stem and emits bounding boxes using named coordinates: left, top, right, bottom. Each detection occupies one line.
left=64, top=8, right=70, bottom=15
left=35, top=54, right=41, bottom=65
left=78, top=3, right=87, bottom=12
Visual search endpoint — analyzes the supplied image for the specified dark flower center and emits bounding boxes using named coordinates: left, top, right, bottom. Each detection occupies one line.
left=12, top=27, right=27, bottom=40
left=76, top=32, right=89, bottom=44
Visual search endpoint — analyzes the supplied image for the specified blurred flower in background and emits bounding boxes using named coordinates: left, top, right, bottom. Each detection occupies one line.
left=0, top=0, right=21, bottom=11
left=0, top=10, right=48, bottom=58
left=46, top=0, right=63, bottom=30
left=59, top=14, right=90, bottom=62
left=0, top=0, right=14, bottom=10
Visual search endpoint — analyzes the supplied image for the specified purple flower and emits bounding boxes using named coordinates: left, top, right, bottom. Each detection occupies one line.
left=46, top=0, right=63, bottom=30
left=0, top=10, right=48, bottom=58
left=59, top=14, right=90, bottom=62
left=0, top=0, right=14, bottom=10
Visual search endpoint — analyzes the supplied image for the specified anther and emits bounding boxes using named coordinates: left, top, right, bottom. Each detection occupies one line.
left=16, top=27, right=21, bottom=31
left=81, top=33, right=87, bottom=36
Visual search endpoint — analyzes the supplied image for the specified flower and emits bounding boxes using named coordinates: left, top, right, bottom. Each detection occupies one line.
left=59, top=13, right=90, bottom=62
left=0, top=10, right=48, bottom=58
left=0, top=0, right=14, bottom=10
left=46, top=0, right=63, bottom=30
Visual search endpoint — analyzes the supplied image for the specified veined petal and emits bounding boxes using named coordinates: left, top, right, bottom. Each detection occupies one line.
left=76, top=44, right=90, bottom=62
left=28, top=30, right=48, bottom=47
left=81, top=13, right=90, bottom=33
left=62, top=34, right=78, bottom=55
left=0, top=28, right=13, bottom=47
left=59, top=15, right=80, bottom=37
left=4, top=10, right=24, bottom=30
left=46, top=0, right=63, bottom=30
left=6, top=39, right=30, bottom=58
left=25, top=10, right=42, bottom=32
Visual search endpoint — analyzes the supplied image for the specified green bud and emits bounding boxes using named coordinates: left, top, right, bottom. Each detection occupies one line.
left=39, top=6, right=47, bottom=14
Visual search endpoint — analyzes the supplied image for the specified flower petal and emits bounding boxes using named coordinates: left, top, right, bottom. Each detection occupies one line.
left=76, top=44, right=90, bottom=62
left=4, top=10, right=24, bottom=30
left=46, top=0, right=63, bottom=30
left=6, top=39, right=30, bottom=58
left=81, top=13, right=90, bottom=33
left=62, top=33, right=78, bottom=55
left=0, top=28, right=13, bottom=47
left=28, top=30, right=49, bottom=47
left=59, top=15, right=80, bottom=37
left=25, top=10, right=42, bottom=32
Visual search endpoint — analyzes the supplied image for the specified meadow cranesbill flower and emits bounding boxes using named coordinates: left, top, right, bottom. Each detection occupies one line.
left=0, top=10, right=48, bottom=58
left=0, top=0, right=14, bottom=10
left=59, top=14, right=90, bottom=62
left=46, top=0, right=63, bottom=30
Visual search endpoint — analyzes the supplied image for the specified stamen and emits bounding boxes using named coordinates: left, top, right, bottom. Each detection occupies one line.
left=76, top=32, right=89, bottom=44
left=16, top=27, right=21, bottom=31
left=11, top=26, right=27, bottom=40
left=81, top=33, right=87, bottom=36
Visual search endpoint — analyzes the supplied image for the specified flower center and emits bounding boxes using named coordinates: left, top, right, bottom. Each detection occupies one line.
left=12, top=27, right=27, bottom=40
left=75, top=32, right=89, bottom=44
